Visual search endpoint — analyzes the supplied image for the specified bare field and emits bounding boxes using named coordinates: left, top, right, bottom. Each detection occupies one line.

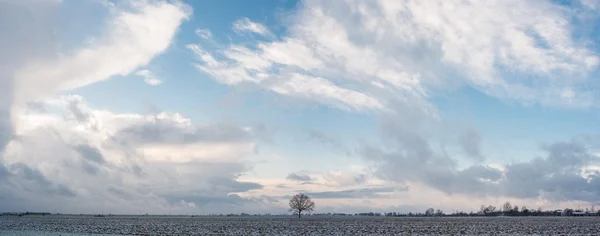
left=1, top=215, right=600, bottom=235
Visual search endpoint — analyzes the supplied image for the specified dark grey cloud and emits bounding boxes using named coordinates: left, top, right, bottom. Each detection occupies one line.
left=499, top=140, right=600, bottom=202
left=112, top=119, right=255, bottom=145
left=0, top=91, right=11, bottom=155
left=67, top=98, right=91, bottom=123
left=8, top=163, right=76, bottom=197
left=275, top=184, right=288, bottom=188
left=365, top=109, right=600, bottom=202
left=353, top=173, right=367, bottom=184
left=74, top=144, right=105, bottom=164
left=81, top=162, right=99, bottom=176
left=307, top=187, right=403, bottom=199
left=363, top=144, right=500, bottom=196
left=458, top=127, right=483, bottom=161
left=160, top=177, right=264, bottom=208
left=362, top=102, right=600, bottom=203
left=164, top=193, right=250, bottom=206
left=107, top=186, right=133, bottom=201
left=286, top=172, right=312, bottom=182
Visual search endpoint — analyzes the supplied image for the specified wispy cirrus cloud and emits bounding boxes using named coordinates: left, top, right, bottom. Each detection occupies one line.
left=135, top=69, right=163, bottom=86
left=195, top=28, right=212, bottom=39
left=189, top=0, right=600, bottom=112
left=232, top=17, right=273, bottom=37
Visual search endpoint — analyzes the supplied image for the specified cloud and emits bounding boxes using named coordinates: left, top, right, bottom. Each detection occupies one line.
left=307, top=186, right=404, bottom=199
left=187, top=44, right=385, bottom=111
left=74, top=144, right=105, bottom=164
left=195, top=28, right=212, bottom=39
left=0, top=0, right=67, bottom=154
left=360, top=104, right=504, bottom=196
left=232, top=17, right=272, bottom=37
left=6, top=162, right=76, bottom=198
left=190, top=0, right=600, bottom=112
left=135, top=69, right=163, bottom=86
left=322, top=171, right=368, bottom=186
left=12, top=0, right=190, bottom=108
left=363, top=105, right=600, bottom=202
left=0, top=95, right=268, bottom=214
left=458, top=127, right=483, bottom=161
left=113, top=119, right=255, bottom=145
left=499, top=139, right=600, bottom=202
left=286, top=173, right=312, bottom=182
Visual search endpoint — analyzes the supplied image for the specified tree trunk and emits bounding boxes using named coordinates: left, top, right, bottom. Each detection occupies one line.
left=298, top=210, right=301, bottom=218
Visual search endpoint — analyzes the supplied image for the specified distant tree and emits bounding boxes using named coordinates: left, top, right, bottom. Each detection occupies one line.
left=503, top=202, right=512, bottom=213
left=564, top=208, right=573, bottom=216
left=512, top=205, right=519, bottom=216
left=435, top=209, right=443, bottom=216
left=289, top=193, right=315, bottom=218
left=481, top=205, right=496, bottom=215
left=521, top=206, right=529, bottom=216
left=425, top=208, right=435, bottom=216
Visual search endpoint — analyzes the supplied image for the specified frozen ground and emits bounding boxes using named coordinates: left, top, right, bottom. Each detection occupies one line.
left=1, top=215, right=600, bottom=235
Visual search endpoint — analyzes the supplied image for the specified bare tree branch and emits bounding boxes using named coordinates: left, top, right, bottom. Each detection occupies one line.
left=289, top=193, right=315, bottom=218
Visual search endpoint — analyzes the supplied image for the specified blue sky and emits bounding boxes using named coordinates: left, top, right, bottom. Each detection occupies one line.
left=2, top=0, right=600, bottom=214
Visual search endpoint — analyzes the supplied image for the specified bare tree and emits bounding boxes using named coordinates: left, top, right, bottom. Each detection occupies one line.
left=481, top=205, right=496, bottom=215
left=289, top=193, right=315, bottom=218
left=502, top=202, right=512, bottom=213
left=425, top=208, right=435, bottom=216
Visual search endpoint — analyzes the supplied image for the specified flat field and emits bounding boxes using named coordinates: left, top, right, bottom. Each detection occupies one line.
left=1, top=215, right=600, bottom=235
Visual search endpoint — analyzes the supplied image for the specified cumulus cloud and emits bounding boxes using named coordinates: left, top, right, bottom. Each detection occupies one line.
left=0, top=0, right=66, bottom=154
left=363, top=104, right=600, bottom=202
left=135, top=69, right=163, bottom=86
left=0, top=0, right=192, bottom=213
left=0, top=95, right=269, bottom=213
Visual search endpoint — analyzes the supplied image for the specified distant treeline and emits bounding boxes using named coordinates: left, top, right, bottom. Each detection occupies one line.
left=314, top=202, right=600, bottom=217
left=1, top=212, right=51, bottom=217
left=4, top=201, right=599, bottom=217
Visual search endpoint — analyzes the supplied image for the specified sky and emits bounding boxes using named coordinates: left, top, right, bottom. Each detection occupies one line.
left=2, top=0, right=600, bottom=215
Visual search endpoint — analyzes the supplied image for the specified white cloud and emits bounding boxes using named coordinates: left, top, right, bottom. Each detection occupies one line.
left=581, top=0, right=599, bottom=10
left=135, top=69, right=163, bottom=86
left=195, top=28, right=212, bottom=39
left=270, top=73, right=384, bottom=111
left=190, top=0, right=600, bottom=111
left=232, top=17, right=272, bottom=37
left=13, top=0, right=189, bottom=107
left=139, top=142, right=256, bottom=163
